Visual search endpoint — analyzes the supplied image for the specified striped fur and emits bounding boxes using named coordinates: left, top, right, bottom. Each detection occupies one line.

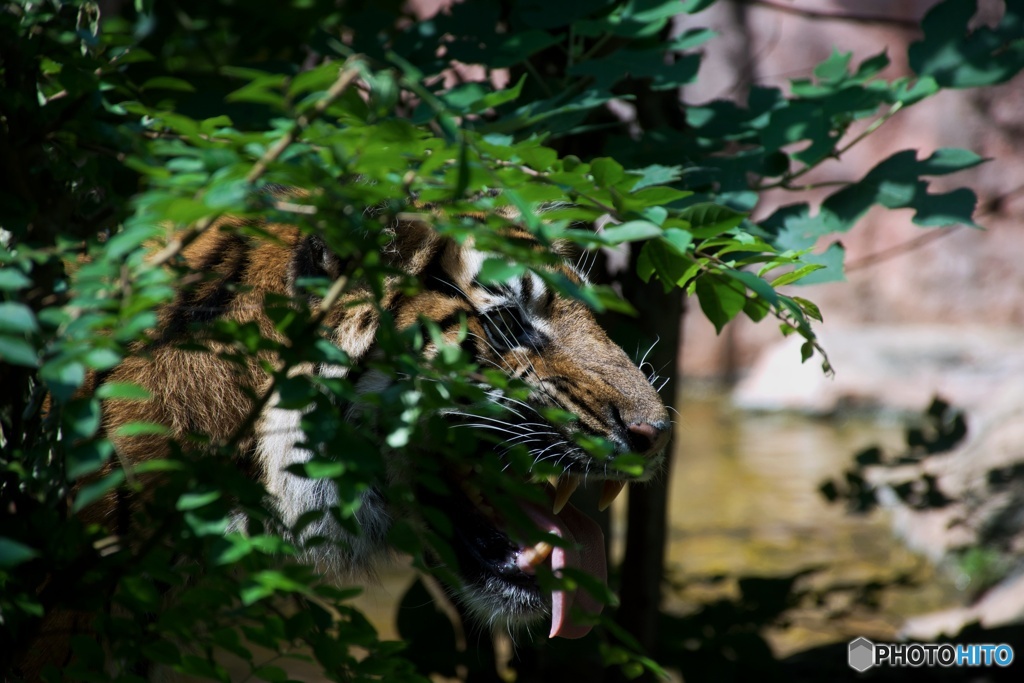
left=31, top=204, right=670, bottom=677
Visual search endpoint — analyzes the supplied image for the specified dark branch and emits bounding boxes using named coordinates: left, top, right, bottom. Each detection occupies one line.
left=736, top=0, right=922, bottom=29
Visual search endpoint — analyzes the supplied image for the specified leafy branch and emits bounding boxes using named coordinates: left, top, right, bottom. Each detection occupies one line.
left=148, top=59, right=365, bottom=268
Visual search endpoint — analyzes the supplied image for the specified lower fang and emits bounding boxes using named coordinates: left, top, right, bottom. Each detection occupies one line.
left=517, top=542, right=553, bottom=573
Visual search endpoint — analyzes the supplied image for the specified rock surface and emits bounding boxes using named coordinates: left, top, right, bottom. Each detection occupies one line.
left=734, top=324, right=1024, bottom=639
left=733, top=324, right=1024, bottom=416
left=868, top=383, right=1024, bottom=639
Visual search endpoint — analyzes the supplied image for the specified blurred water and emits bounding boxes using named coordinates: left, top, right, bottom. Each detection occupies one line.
left=655, top=389, right=964, bottom=656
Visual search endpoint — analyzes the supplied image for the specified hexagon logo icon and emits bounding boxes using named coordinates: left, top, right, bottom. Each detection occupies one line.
left=848, top=637, right=875, bottom=672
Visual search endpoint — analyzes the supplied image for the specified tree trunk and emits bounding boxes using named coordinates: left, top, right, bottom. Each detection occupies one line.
left=614, top=267, right=684, bottom=680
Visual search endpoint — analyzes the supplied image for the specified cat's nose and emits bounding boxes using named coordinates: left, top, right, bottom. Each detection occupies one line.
left=626, top=421, right=670, bottom=456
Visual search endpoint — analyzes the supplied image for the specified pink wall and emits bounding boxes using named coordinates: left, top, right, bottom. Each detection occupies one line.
left=676, top=0, right=1024, bottom=378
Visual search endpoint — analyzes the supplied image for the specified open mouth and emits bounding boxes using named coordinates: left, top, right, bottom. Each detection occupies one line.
left=418, top=467, right=630, bottom=639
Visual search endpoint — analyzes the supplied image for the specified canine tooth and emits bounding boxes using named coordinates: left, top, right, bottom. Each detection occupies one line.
left=522, top=541, right=552, bottom=569
left=598, top=480, right=627, bottom=512
left=552, top=476, right=580, bottom=514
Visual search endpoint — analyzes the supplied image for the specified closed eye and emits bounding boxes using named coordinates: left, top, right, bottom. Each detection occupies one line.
left=481, top=306, right=540, bottom=351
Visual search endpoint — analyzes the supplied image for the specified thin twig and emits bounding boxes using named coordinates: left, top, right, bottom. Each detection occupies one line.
left=759, top=101, right=904, bottom=190
left=245, top=62, right=362, bottom=183
left=845, top=226, right=962, bottom=272
left=833, top=101, right=904, bottom=159
left=148, top=59, right=363, bottom=269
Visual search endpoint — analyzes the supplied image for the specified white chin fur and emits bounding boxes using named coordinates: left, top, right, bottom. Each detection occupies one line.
left=256, top=385, right=553, bottom=629
left=455, top=580, right=548, bottom=635
left=256, top=395, right=391, bottom=577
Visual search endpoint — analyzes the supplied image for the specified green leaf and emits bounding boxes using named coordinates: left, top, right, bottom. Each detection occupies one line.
left=795, top=242, right=847, bottom=286
left=72, top=470, right=126, bottom=513
left=853, top=50, right=890, bottom=81
left=822, top=149, right=986, bottom=231
left=0, top=537, right=39, bottom=567
left=601, top=221, right=662, bottom=244
left=454, top=137, right=470, bottom=198
left=140, top=640, right=182, bottom=667
left=83, top=348, right=122, bottom=371
left=478, top=259, right=526, bottom=284
left=114, top=421, right=171, bottom=437
left=516, top=0, right=611, bottom=30
left=769, top=264, right=825, bottom=288
left=178, top=655, right=225, bottom=681
left=637, top=241, right=693, bottom=291
left=591, top=157, right=625, bottom=187
left=801, top=340, right=814, bottom=363
left=679, top=0, right=717, bottom=13
left=177, top=490, right=222, bottom=511
left=792, top=296, right=824, bottom=322
left=41, top=357, right=86, bottom=403
left=743, top=296, right=770, bottom=323
left=894, top=76, right=940, bottom=104
left=122, top=575, right=162, bottom=609
left=0, top=301, right=37, bottom=333
left=695, top=274, right=746, bottom=333
left=916, top=148, right=987, bottom=175
left=470, top=74, right=527, bottom=113
left=629, top=165, right=685, bottom=193
left=591, top=285, right=638, bottom=316
left=96, top=382, right=152, bottom=401
left=610, top=453, right=645, bottom=477
left=641, top=206, right=668, bottom=225
left=668, top=28, right=717, bottom=51
left=442, top=82, right=487, bottom=111
left=0, top=269, right=31, bottom=291
left=910, top=0, right=1024, bottom=88
left=724, top=270, right=777, bottom=305
left=226, top=73, right=289, bottom=105
left=141, top=77, right=197, bottom=92
left=517, top=145, right=558, bottom=170
left=184, top=511, right=230, bottom=537
left=627, top=185, right=691, bottom=207
left=677, top=203, right=745, bottom=237
left=814, top=49, right=852, bottom=84
left=63, top=398, right=102, bottom=440
left=66, top=440, right=114, bottom=480
left=241, top=569, right=312, bottom=605
left=571, top=49, right=701, bottom=91
left=0, top=335, right=38, bottom=367
left=661, top=228, right=693, bottom=256
left=302, top=460, right=346, bottom=479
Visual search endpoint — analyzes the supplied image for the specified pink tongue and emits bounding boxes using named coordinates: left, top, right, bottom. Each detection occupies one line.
left=517, top=500, right=607, bottom=639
